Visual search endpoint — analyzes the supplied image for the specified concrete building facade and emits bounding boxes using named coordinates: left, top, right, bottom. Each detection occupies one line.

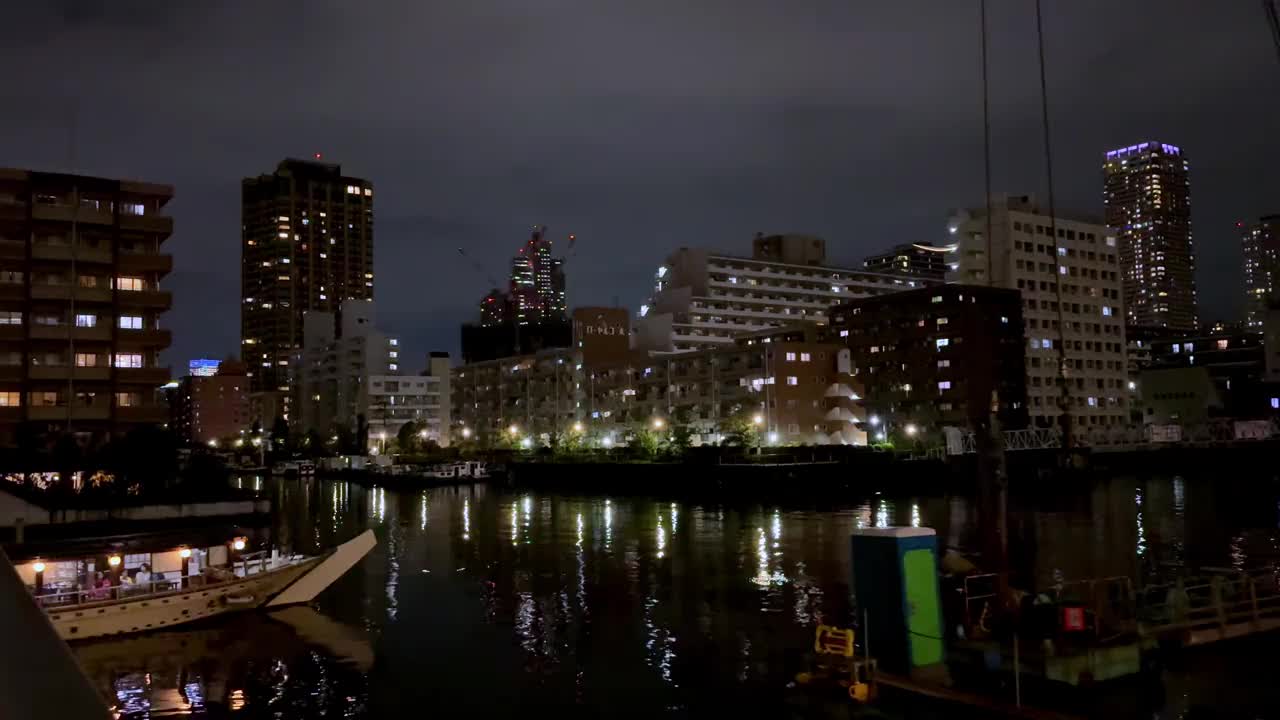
left=0, top=168, right=174, bottom=444
left=294, top=300, right=397, bottom=437
left=175, top=359, right=250, bottom=446
left=634, top=235, right=930, bottom=353
left=366, top=352, right=451, bottom=448
left=949, top=194, right=1129, bottom=429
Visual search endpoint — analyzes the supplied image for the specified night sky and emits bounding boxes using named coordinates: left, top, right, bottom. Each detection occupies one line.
left=2, top=2, right=1276, bottom=373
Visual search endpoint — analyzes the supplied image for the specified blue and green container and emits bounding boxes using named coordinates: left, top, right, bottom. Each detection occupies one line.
left=850, top=527, right=945, bottom=675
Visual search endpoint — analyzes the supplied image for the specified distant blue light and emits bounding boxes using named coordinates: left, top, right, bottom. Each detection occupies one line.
left=189, top=358, right=220, bottom=377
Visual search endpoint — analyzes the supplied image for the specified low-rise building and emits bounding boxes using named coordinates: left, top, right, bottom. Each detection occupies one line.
left=174, top=359, right=250, bottom=446
left=829, top=285, right=1028, bottom=437
left=294, top=300, right=398, bottom=437
left=366, top=352, right=451, bottom=447
left=634, top=234, right=932, bottom=353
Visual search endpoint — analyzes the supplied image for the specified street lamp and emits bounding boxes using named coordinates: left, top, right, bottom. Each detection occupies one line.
left=572, top=421, right=585, bottom=434
left=208, top=439, right=218, bottom=448
left=752, top=414, right=764, bottom=426
left=520, top=436, right=533, bottom=449
left=651, top=417, right=665, bottom=430
left=602, top=435, right=614, bottom=448
left=768, top=431, right=779, bottom=444
left=508, top=424, right=519, bottom=436
left=905, top=424, right=918, bottom=437
left=461, top=427, right=472, bottom=440
left=875, top=431, right=887, bottom=442
left=868, top=415, right=881, bottom=426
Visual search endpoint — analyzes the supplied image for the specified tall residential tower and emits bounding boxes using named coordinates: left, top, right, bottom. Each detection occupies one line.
left=241, top=158, right=374, bottom=414
left=1103, top=142, right=1197, bottom=331
left=1242, top=215, right=1280, bottom=328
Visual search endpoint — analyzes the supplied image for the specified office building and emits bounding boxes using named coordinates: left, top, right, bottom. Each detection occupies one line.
left=367, top=352, right=451, bottom=449
left=175, top=358, right=249, bottom=446
left=241, top=158, right=374, bottom=409
left=0, top=168, right=174, bottom=444
left=949, top=194, right=1129, bottom=428
left=862, top=242, right=953, bottom=281
left=634, top=234, right=931, bottom=353
left=829, top=285, right=1028, bottom=435
left=294, top=300, right=397, bottom=438
left=1137, top=330, right=1275, bottom=420
left=1242, top=215, right=1280, bottom=328
left=1103, top=142, right=1198, bottom=331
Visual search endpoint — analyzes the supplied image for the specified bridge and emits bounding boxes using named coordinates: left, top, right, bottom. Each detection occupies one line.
left=946, top=418, right=1280, bottom=455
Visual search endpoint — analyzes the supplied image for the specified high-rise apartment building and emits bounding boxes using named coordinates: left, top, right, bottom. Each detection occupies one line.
left=1103, top=142, right=1197, bottom=331
left=1242, top=215, right=1280, bottom=328
left=463, top=226, right=570, bottom=363
left=634, top=235, right=931, bottom=353
left=294, top=300, right=397, bottom=438
left=862, top=242, right=952, bottom=281
left=0, top=168, right=174, bottom=444
left=241, top=158, right=374, bottom=408
left=949, top=194, right=1129, bottom=429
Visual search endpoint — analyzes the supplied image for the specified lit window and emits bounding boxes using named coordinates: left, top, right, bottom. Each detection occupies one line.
left=113, top=353, right=143, bottom=369
left=936, top=338, right=949, bottom=349
left=1041, top=339, right=1053, bottom=349
left=75, top=353, right=97, bottom=367
left=1216, top=339, right=1228, bottom=350
left=0, top=391, right=19, bottom=406
left=800, top=352, right=811, bottom=362
left=936, top=317, right=949, bottom=326
left=1000, top=316, right=1009, bottom=324
left=931, top=295, right=943, bottom=304
left=839, top=329, right=849, bottom=337
left=389, top=339, right=399, bottom=346
left=1272, top=398, right=1279, bottom=409
left=115, top=277, right=144, bottom=291
left=1059, top=266, right=1068, bottom=275
left=938, top=360, right=950, bottom=368
left=938, top=381, right=951, bottom=391
left=75, top=314, right=96, bottom=328
left=389, top=363, right=399, bottom=372
left=115, top=392, right=141, bottom=407
left=1087, top=397, right=1098, bottom=407
left=120, top=202, right=145, bottom=216
left=1171, top=344, right=1181, bottom=354
left=389, top=351, right=398, bottom=359
left=364, top=188, right=372, bottom=196
left=119, top=315, right=143, bottom=330
left=1185, top=343, right=1194, bottom=353
left=785, top=352, right=796, bottom=362
left=1102, top=306, right=1112, bottom=317
left=786, top=376, right=798, bottom=386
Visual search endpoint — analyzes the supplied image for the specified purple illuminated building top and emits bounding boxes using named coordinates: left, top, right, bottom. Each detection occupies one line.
left=1105, top=141, right=1182, bottom=160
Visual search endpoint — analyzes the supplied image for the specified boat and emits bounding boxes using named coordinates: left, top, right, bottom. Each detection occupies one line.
left=270, top=460, right=316, bottom=477
left=26, top=530, right=375, bottom=641
left=423, top=460, right=490, bottom=481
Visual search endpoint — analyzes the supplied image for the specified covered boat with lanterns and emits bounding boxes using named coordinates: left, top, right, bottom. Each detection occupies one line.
left=15, top=529, right=375, bottom=641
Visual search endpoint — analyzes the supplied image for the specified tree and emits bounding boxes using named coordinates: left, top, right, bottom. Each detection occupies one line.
left=396, top=420, right=420, bottom=454
left=270, top=416, right=291, bottom=459
left=303, top=429, right=325, bottom=458
left=629, top=428, right=661, bottom=458
left=719, top=412, right=761, bottom=449
left=356, top=414, right=369, bottom=455
left=669, top=409, right=694, bottom=455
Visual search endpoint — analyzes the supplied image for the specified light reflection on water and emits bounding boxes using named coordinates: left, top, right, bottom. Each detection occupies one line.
left=76, top=475, right=1280, bottom=717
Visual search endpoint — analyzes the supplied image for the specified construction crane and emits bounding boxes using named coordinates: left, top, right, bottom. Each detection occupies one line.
left=456, top=246, right=501, bottom=291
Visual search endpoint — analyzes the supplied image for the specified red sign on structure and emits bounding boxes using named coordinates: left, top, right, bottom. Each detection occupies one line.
left=1062, top=606, right=1086, bottom=632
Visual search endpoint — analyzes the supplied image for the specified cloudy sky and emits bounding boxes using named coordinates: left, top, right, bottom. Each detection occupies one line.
left=2, top=1, right=1276, bottom=370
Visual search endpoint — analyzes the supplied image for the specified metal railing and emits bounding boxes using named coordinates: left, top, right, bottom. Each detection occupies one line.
left=951, top=418, right=1280, bottom=454
left=32, top=552, right=291, bottom=609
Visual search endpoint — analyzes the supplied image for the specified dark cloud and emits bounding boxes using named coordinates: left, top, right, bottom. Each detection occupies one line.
left=2, top=1, right=1275, bottom=370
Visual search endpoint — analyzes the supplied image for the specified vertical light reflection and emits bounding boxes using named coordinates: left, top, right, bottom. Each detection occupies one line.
left=576, top=512, right=584, bottom=548
left=420, top=492, right=428, bottom=531
left=511, top=504, right=519, bottom=546
left=604, top=499, right=613, bottom=549
left=463, top=498, right=471, bottom=540
left=657, top=515, right=666, bottom=559
left=911, top=503, right=921, bottom=528
left=1135, top=487, right=1146, bottom=557
left=753, top=528, right=770, bottom=586
left=671, top=502, right=679, bottom=535
left=875, top=500, right=889, bottom=528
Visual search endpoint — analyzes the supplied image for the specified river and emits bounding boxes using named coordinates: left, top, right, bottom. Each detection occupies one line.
left=71, top=472, right=1280, bottom=718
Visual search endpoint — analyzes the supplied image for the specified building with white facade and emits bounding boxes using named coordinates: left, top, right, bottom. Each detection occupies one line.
left=294, top=300, right=399, bottom=436
left=949, top=194, right=1129, bottom=429
left=366, top=352, right=451, bottom=447
left=634, top=234, right=930, bottom=353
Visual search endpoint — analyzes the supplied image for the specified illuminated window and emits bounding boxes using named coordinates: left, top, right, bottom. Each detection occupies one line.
left=938, top=381, right=951, bottom=391
left=389, top=339, right=399, bottom=346
left=786, top=376, right=798, bottom=386
left=389, top=363, right=399, bottom=372
left=119, top=315, right=143, bottom=330
left=115, top=277, right=144, bottom=291
left=936, top=338, right=949, bottom=349
left=113, top=353, right=143, bottom=369
left=800, top=352, right=811, bottom=362
left=0, top=312, right=22, bottom=325
left=0, top=392, right=18, bottom=406
left=1216, top=339, right=1228, bottom=350
left=938, top=360, right=950, bottom=368
left=931, top=295, right=943, bottom=304
left=74, top=313, right=96, bottom=328
left=839, top=329, right=849, bottom=337
left=75, top=353, right=97, bottom=367
left=785, top=352, right=796, bottom=362
left=115, top=392, right=141, bottom=407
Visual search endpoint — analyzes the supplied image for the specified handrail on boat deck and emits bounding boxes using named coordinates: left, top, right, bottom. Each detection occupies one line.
left=31, top=554, right=309, bottom=609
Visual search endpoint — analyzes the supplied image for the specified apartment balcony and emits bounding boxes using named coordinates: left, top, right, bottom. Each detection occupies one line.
left=116, top=406, right=168, bottom=424
left=28, top=405, right=110, bottom=422
left=28, top=365, right=112, bottom=381
left=0, top=326, right=22, bottom=342
left=118, top=213, right=173, bottom=236
left=116, top=328, right=172, bottom=347
left=0, top=203, right=25, bottom=223
left=28, top=325, right=112, bottom=342
left=0, top=366, right=21, bottom=382
left=29, top=285, right=113, bottom=303
left=116, top=367, right=171, bottom=385
left=117, top=253, right=174, bottom=275
left=31, top=243, right=113, bottom=264
left=31, top=203, right=114, bottom=226
left=116, top=289, right=172, bottom=310
left=0, top=242, right=23, bottom=260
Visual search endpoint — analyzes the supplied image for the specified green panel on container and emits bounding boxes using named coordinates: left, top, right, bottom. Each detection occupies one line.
left=903, top=548, right=944, bottom=666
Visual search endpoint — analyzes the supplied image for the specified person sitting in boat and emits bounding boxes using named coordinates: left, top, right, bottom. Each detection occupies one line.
left=90, top=572, right=112, bottom=600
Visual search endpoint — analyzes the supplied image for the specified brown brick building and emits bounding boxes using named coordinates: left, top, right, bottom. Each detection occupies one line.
left=175, top=359, right=250, bottom=446
left=0, top=168, right=174, bottom=445
left=829, top=284, right=1028, bottom=437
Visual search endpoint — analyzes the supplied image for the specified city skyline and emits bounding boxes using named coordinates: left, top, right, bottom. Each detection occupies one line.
left=1, top=2, right=1275, bottom=368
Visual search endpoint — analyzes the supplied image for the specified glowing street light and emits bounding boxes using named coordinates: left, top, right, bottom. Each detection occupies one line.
left=905, top=424, right=918, bottom=437
left=520, top=436, right=533, bottom=449
left=1127, top=381, right=1137, bottom=391
left=572, top=421, right=585, bottom=433
left=508, top=424, right=519, bottom=436
left=208, top=439, right=218, bottom=448
left=768, top=431, right=779, bottom=444
left=232, top=538, right=247, bottom=551
left=651, top=417, right=665, bottom=430
left=602, top=435, right=614, bottom=448
left=419, top=429, right=429, bottom=440
left=234, top=438, right=244, bottom=448
left=107, top=555, right=121, bottom=568
left=461, top=427, right=472, bottom=439
left=875, top=431, right=887, bottom=442
left=868, top=415, right=881, bottom=426
left=752, top=414, right=764, bottom=426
